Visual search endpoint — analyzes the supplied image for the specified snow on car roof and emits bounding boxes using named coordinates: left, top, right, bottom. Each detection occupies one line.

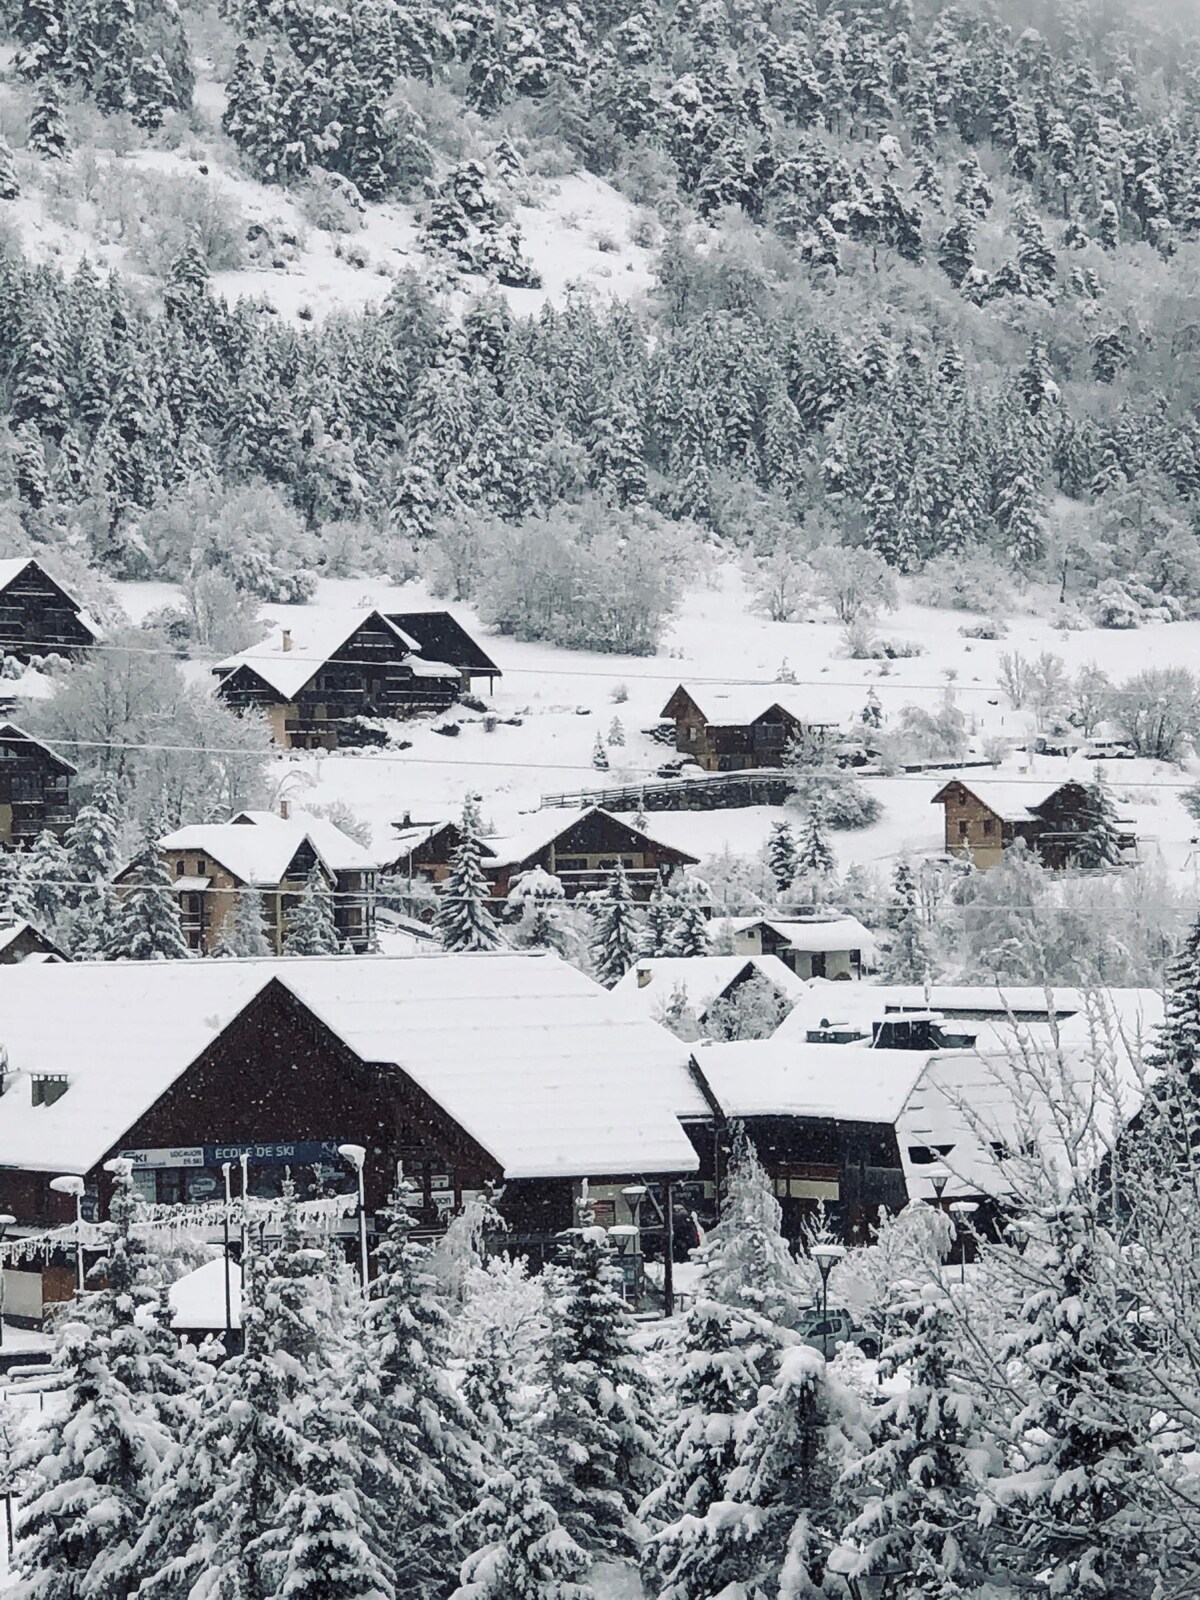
left=0, top=954, right=704, bottom=1180
left=213, top=608, right=459, bottom=701
left=693, top=1039, right=934, bottom=1123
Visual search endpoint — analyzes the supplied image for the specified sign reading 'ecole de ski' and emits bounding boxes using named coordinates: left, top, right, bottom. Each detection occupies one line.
left=118, top=1140, right=346, bottom=1170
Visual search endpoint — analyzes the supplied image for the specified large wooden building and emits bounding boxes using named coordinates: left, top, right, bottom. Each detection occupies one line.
left=0, top=953, right=704, bottom=1324
left=0, top=558, right=97, bottom=662
left=661, top=685, right=839, bottom=773
left=384, top=611, right=502, bottom=695
left=126, top=808, right=378, bottom=954
left=0, top=723, right=75, bottom=850
left=387, top=806, right=700, bottom=902
left=213, top=610, right=466, bottom=750
left=931, top=777, right=1136, bottom=870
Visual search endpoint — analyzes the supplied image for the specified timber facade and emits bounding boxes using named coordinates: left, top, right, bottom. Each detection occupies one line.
left=0, top=559, right=97, bottom=662
left=661, top=686, right=835, bottom=773
left=932, top=778, right=1136, bottom=870
left=0, top=724, right=75, bottom=850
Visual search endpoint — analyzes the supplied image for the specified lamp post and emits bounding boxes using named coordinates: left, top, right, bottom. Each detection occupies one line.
left=949, top=1200, right=978, bottom=1285
left=221, top=1163, right=233, bottom=1341
left=49, top=1176, right=86, bottom=1295
left=338, top=1144, right=369, bottom=1293
left=0, top=1214, right=14, bottom=1348
left=620, top=1184, right=647, bottom=1306
left=811, top=1242, right=846, bottom=1361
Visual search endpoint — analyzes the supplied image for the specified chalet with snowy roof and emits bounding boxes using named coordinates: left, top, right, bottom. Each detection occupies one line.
left=0, top=953, right=704, bottom=1322
left=0, top=557, right=98, bottom=662
left=0, top=920, right=66, bottom=963
left=384, top=611, right=501, bottom=694
left=722, top=912, right=876, bottom=981
left=122, top=806, right=378, bottom=954
left=212, top=609, right=463, bottom=750
left=931, top=776, right=1136, bottom=870
left=386, top=806, right=700, bottom=902
left=0, top=723, right=75, bottom=850
left=612, top=954, right=808, bottom=1028
left=661, top=684, right=840, bottom=772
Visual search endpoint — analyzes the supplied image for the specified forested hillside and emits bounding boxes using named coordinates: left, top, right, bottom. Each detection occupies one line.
left=0, top=0, right=1199, bottom=641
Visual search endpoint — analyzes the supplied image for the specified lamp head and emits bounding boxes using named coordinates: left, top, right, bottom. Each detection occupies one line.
left=337, top=1144, right=366, bottom=1171
left=50, top=1176, right=85, bottom=1198
left=0, top=1213, right=15, bottom=1229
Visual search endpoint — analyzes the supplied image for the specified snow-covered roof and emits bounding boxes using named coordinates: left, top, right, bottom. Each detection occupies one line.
left=770, top=981, right=1138, bottom=1041
left=932, top=776, right=1074, bottom=823
left=0, top=559, right=98, bottom=639
left=481, top=807, right=700, bottom=871
left=611, top=954, right=808, bottom=1020
left=728, top=915, right=877, bottom=956
left=0, top=557, right=35, bottom=593
left=664, top=683, right=848, bottom=728
left=159, top=810, right=376, bottom=885
left=0, top=954, right=705, bottom=1180
left=169, top=1257, right=242, bottom=1331
left=0, top=721, right=78, bottom=775
left=693, top=1039, right=934, bottom=1124
left=213, top=609, right=459, bottom=701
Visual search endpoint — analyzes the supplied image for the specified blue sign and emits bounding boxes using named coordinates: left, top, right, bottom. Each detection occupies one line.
left=205, top=1141, right=346, bottom=1168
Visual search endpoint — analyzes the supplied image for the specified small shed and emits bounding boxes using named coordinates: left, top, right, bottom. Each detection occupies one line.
left=723, top=914, right=876, bottom=980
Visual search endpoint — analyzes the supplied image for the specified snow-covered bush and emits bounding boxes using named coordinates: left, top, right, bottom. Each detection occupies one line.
left=910, top=549, right=1015, bottom=614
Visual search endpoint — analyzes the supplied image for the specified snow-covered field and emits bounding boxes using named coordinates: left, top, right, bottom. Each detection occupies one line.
left=107, top=569, right=1200, bottom=889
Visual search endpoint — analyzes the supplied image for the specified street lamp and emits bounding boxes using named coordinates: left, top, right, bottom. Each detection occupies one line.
left=927, top=1165, right=950, bottom=1205
left=338, top=1144, right=369, bottom=1293
left=949, top=1200, right=979, bottom=1285
left=0, top=1214, right=14, bottom=1348
left=811, top=1242, right=846, bottom=1361
left=221, top=1163, right=234, bottom=1341
left=49, top=1176, right=86, bottom=1295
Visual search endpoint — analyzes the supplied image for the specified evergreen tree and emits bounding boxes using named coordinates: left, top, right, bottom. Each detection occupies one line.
left=666, top=884, right=711, bottom=958
left=590, top=862, right=641, bottom=987
left=692, top=1125, right=807, bottom=1326
left=880, top=857, right=930, bottom=982
left=1071, top=773, right=1125, bottom=870
left=451, top=1452, right=593, bottom=1600
left=106, top=842, right=190, bottom=961
left=795, top=804, right=835, bottom=878
left=542, top=1217, right=659, bottom=1558
left=1128, top=914, right=1200, bottom=1168
left=283, top=864, right=343, bottom=955
left=435, top=805, right=504, bottom=952
left=64, top=775, right=122, bottom=889
left=845, top=1281, right=993, bottom=1595
left=592, top=731, right=610, bottom=771
left=28, top=75, right=68, bottom=158
left=607, top=716, right=625, bottom=748
left=17, top=827, right=70, bottom=939
left=214, top=886, right=273, bottom=957
left=766, top=819, right=798, bottom=894
left=640, top=881, right=675, bottom=958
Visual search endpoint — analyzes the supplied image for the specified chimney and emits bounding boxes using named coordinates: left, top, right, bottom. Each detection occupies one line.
left=636, top=965, right=652, bottom=989
left=282, top=628, right=292, bottom=653
left=402, top=810, right=412, bottom=827
left=280, top=799, right=290, bottom=821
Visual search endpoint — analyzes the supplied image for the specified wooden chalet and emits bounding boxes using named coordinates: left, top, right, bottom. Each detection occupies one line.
left=0, top=723, right=75, bottom=850
left=124, top=808, right=378, bottom=954
left=386, top=806, right=700, bottom=902
left=0, top=558, right=97, bottom=662
left=0, top=921, right=66, bottom=963
left=661, top=685, right=838, bottom=772
left=931, top=776, right=1136, bottom=870
left=724, top=914, right=876, bottom=980
left=212, top=609, right=462, bottom=750
left=385, top=611, right=501, bottom=694
left=612, top=954, right=808, bottom=1025
left=0, top=954, right=703, bottom=1322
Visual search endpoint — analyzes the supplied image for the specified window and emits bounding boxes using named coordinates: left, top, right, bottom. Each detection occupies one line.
left=687, top=726, right=697, bottom=741
left=195, top=857, right=207, bottom=873
left=957, top=820, right=969, bottom=838
left=175, top=860, right=186, bottom=876
left=557, top=857, right=586, bottom=871
left=982, top=819, right=995, bottom=836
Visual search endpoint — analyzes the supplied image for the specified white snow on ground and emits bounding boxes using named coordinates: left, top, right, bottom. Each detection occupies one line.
left=102, top=567, right=1200, bottom=891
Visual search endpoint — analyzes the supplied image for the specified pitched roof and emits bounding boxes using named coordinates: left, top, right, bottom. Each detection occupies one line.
left=213, top=609, right=459, bottom=702
left=483, top=807, right=700, bottom=871
left=726, top=915, right=877, bottom=956
left=930, top=776, right=1079, bottom=823
left=0, top=558, right=35, bottom=593
left=385, top=612, right=501, bottom=677
left=159, top=811, right=375, bottom=885
left=0, top=953, right=705, bottom=1179
left=662, top=683, right=849, bottom=728
left=0, top=559, right=97, bottom=639
left=611, top=954, right=808, bottom=1019
left=693, top=1039, right=934, bottom=1123
left=0, top=721, right=78, bottom=776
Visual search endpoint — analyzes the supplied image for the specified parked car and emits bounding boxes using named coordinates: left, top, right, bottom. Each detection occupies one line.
left=1083, top=738, right=1135, bottom=760
left=655, top=757, right=703, bottom=779
left=796, top=1307, right=880, bottom=1359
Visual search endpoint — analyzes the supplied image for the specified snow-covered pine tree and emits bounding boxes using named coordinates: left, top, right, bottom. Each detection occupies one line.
left=451, top=1445, right=593, bottom=1600
left=106, top=841, right=190, bottom=961
left=844, top=1280, right=993, bottom=1595
left=666, top=883, right=710, bottom=958
left=592, top=732, right=610, bottom=770
left=796, top=804, right=835, bottom=878
left=65, top=774, right=122, bottom=889
left=590, top=862, right=641, bottom=987
left=435, top=804, right=504, bottom=952
left=15, top=827, right=69, bottom=940
left=0, top=136, right=19, bottom=199
left=283, top=864, right=342, bottom=955
left=607, top=716, right=625, bottom=747
left=1071, top=772, right=1124, bottom=870
left=879, top=857, right=930, bottom=982
left=1128, top=913, right=1200, bottom=1172
left=542, top=1219, right=659, bottom=1559
left=354, top=1174, right=481, bottom=1596
left=27, top=75, right=68, bottom=158
left=693, top=1125, right=808, bottom=1327
left=766, top=819, right=799, bottom=893
left=641, top=881, right=675, bottom=957
left=213, top=886, right=273, bottom=956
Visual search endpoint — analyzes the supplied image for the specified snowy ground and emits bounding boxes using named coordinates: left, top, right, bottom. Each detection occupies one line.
left=91, top=567, right=1200, bottom=894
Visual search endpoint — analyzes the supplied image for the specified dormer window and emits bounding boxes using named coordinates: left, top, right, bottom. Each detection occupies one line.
left=31, top=1074, right=69, bottom=1107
